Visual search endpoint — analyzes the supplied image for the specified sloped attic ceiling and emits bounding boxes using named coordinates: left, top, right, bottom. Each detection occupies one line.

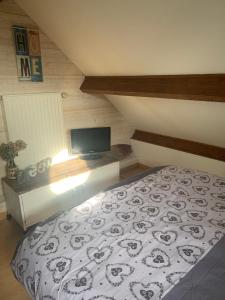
left=16, top=0, right=225, bottom=148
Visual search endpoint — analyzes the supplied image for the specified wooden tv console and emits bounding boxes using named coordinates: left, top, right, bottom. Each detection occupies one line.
left=3, top=155, right=119, bottom=230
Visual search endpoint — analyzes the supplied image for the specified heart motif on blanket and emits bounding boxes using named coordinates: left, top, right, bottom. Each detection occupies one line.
left=152, top=230, right=177, bottom=246
left=112, top=190, right=127, bottom=201
left=213, top=178, right=225, bottom=187
left=176, top=178, right=192, bottom=186
left=161, top=174, right=175, bottom=182
left=116, top=212, right=136, bottom=222
left=172, top=187, right=189, bottom=197
left=62, top=267, right=93, bottom=295
left=102, top=202, right=119, bottom=213
left=106, top=263, right=134, bottom=286
left=36, top=236, right=59, bottom=256
left=167, top=166, right=178, bottom=173
left=180, top=168, right=194, bottom=175
left=26, top=270, right=41, bottom=298
left=211, top=203, right=225, bottom=212
left=188, top=198, right=208, bottom=207
left=126, top=196, right=144, bottom=206
left=186, top=210, right=207, bottom=221
left=58, top=221, right=80, bottom=233
left=140, top=206, right=160, bottom=217
left=180, top=224, right=205, bottom=239
left=193, top=174, right=210, bottom=183
left=161, top=211, right=182, bottom=223
left=154, top=183, right=171, bottom=191
left=87, top=217, right=105, bottom=229
left=209, top=231, right=224, bottom=246
left=87, top=246, right=113, bottom=264
left=103, top=224, right=124, bottom=237
left=76, top=204, right=92, bottom=215
left=166, top=272, right=186, bottom=285
left=143, top=176, right=155, bottom=185
left=177, top=245, right=204, bottom=265
left=28, top=230, right=46, bottom=249
left=17, top=259, right=29, bottom=282
left=209, top=219, right=225, bottom=229
left=193, top=186, right=209, bottom=195
left=215, top=231, right=224, bottom=239
left=70, top=234, right=93, bottom=250
left=166, top=200, right=186, bottom=210
left=142, top=248, right=171, bottom=268
left=149, top=193, right=166, bottom=203
left=135, top=186, right=151, bottom=195
left=133, top=220, right=154, bottom=234
left=47, top=256, right=72, bottom=283
left=130, top=281, right=164, bottom=300
left=211, top=192, right=225, bottom=201
left=118, top=239, right=143, bottom=257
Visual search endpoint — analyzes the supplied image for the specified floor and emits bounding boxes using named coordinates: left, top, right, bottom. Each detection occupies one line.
left=0, top=219, right=30, bottom=300
left=120, top=163, right=150, bottom=180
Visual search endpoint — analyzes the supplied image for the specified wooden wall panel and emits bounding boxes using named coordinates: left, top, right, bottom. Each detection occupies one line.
left=0, top=0, right=132, bottom=204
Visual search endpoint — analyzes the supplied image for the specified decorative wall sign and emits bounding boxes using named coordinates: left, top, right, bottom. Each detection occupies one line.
left=12, top=26, right=43, bottom=82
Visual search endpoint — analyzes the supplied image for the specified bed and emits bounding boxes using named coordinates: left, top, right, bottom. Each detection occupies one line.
left=11, top=166, right=225, bottom=300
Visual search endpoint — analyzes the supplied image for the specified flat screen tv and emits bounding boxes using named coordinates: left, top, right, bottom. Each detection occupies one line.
left=70, top=127, right=111, bottom=159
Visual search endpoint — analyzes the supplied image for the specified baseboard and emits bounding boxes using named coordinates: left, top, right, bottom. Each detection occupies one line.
left=0, top=202, right=6, bottom=221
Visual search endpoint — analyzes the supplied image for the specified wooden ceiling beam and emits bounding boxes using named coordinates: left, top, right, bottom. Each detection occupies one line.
left=132, top=130, right=225, bottom=162
left=80, top=74, right=225, bottom=102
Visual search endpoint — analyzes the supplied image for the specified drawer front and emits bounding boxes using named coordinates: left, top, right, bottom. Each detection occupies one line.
left=21, top=186, right=69, bottom=227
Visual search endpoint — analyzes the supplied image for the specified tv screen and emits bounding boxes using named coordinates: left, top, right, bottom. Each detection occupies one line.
left=71, top=127, right=111, bottom=155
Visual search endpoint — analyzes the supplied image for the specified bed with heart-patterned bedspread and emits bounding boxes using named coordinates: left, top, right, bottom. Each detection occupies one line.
left=11, top=166, right=225, bottom=300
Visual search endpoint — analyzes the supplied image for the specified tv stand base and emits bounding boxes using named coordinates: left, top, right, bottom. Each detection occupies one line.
left=81, top=154, right=103, bottom=160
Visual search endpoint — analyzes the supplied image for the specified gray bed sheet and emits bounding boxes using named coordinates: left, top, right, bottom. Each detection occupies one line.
left=163, top=233, right=225, bottom=300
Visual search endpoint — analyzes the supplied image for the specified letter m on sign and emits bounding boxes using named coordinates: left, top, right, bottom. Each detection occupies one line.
left=16, top=56, right=31, bottom=81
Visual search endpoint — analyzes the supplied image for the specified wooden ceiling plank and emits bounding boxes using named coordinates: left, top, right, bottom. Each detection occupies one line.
left=132, top=130, right=225, bottom=162
left=80, top=74, right=225, bottom=102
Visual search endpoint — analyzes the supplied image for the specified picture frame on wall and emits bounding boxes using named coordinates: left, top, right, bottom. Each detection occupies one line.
left=12, top=26, right=43, bottom=82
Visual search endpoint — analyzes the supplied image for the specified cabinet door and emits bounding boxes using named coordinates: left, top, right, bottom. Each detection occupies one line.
left=21, top=185, right=74, bottom=228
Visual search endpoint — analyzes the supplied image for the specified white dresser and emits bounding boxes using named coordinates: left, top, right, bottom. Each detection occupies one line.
left=3, top=156, right=119, bottom=230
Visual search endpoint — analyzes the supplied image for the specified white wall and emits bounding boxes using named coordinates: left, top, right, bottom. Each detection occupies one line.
left=16, top=0, right=225, bottom=75
left=15, top=0, right=225, bottom=176
left=132, top=140, right=225, bottom=178
left=0, top=0, right=133, bottom=207
left=108, top=95, right=225, bottom=147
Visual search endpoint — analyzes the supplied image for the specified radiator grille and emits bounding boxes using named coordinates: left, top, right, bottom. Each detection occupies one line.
left=3, top=93, right=66, bottom=168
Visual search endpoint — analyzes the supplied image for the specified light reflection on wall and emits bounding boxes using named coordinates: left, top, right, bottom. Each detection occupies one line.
left=51, top=149, right=78, bottom=165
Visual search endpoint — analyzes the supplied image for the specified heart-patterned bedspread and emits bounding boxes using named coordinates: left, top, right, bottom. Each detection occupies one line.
left=11, top=166, right=225, bottom=300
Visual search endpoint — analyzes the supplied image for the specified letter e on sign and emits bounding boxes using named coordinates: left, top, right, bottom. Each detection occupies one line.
left=30, top=56, right=43, bottom=82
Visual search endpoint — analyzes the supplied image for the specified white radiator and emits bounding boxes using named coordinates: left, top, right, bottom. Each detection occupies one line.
left=3, top=93, right=66, bottom=169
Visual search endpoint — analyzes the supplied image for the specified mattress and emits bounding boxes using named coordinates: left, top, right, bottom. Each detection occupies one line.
left=11, top=166, right=225, bottom=299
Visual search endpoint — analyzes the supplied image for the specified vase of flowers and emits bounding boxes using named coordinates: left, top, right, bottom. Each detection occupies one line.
left=0, top=140, right=27, bottom=179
